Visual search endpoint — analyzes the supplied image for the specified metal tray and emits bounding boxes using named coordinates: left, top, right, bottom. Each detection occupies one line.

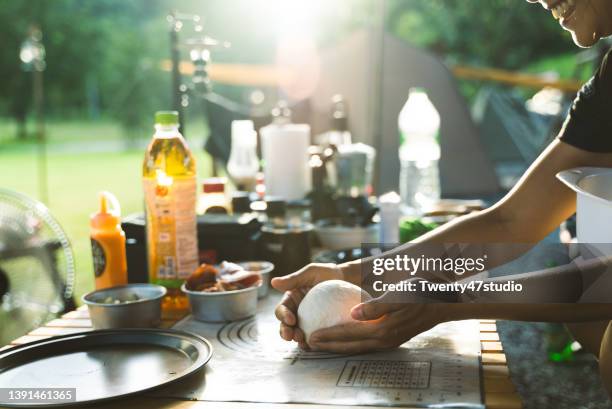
left=0, top=328, right=213, bottom=407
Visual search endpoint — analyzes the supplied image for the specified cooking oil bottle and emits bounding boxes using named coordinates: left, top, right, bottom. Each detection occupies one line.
left=143, top=111, right=198, bottom=311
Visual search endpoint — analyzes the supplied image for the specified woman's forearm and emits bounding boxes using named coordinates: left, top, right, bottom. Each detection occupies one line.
left=460, top=261, right=584, bottom=303
left=354, top=208, right=535, bottom=284
left=447, top=303, right=612, bottom=323
left=444, top=256, right=612, bottom=322
left=459, top=254, right=612, bottom=303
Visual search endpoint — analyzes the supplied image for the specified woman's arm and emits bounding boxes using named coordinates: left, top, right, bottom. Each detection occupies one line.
left=448, top=303, right=612, bottom=323
left=350, top=140, right=612, bottom=284
left=275, top=139, right=612, bottom=351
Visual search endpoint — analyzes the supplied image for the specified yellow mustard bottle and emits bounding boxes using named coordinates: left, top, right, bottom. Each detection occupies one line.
left=90, top=191, right=128, bottom=290
left=143, top=111, right=198, bottom=311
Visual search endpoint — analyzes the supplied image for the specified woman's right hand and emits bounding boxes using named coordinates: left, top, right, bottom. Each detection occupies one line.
left=271, top=262, right=358, bottom=349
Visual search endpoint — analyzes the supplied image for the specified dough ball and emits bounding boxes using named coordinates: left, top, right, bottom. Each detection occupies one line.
left=297, top=280, right=371, bottom=345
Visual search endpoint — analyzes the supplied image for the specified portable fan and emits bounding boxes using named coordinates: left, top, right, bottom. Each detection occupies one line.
left=0, top=189, right=76, bottom=345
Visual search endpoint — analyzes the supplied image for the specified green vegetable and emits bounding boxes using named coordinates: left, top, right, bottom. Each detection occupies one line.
left=399, top=218, right=438, bottom=243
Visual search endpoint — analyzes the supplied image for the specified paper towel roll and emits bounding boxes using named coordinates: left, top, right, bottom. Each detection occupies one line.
left=261, top=123, right=311, bottom=201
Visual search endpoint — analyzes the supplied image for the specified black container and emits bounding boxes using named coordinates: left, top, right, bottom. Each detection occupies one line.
left=259, top=224, right=313, bottom=278
left=258, top=197, right=313, bottom=277
left=122, top=212, right=262, bottom=283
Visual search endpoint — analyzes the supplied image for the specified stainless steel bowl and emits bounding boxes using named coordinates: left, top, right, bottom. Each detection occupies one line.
left=181, top=282, right=260, bottom=322
left=238, top=261, right=274, bottom=298
left=82, top=284, right=167, bottom=329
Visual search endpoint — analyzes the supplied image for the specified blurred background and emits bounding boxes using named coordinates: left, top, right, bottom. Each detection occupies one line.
left=2, top=2, right=612, bottom=407
left=0, top=0, right=605, bottom=300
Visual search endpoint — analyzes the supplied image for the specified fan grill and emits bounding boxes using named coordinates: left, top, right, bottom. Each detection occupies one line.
left=0, top=189, right=76, bottom=344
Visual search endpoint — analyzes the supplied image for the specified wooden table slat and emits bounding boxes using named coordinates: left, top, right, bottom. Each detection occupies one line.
left=10, top=334, right=52, bottom=345
left=484, top=377, right=516, bottom=393
left=160, top=320, right=178, bottom=329
left=479, top=323, right=497, bottom=333
left=480, top=332, right=500, bottom=342
left=29, top=326, right=91, bottom=336
left=162, top=311, right=189, bottom=321
left=484, top=392, right=523, bottom=409
left=62, top=309, right=91, bottom=319
left=481, top=341, right=504, bottom=353
left=482, top=353, right=508, bottom=365
left=483, top=365, right=510, bottom=378
left=45, top=318, right=93, bottom=328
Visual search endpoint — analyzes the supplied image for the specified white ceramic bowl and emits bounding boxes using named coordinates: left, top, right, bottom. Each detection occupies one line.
left=315, top=222, right=379, bottom=250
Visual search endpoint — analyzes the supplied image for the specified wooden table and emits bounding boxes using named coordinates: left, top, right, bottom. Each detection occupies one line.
left=1, top=307, right=522, bottom=409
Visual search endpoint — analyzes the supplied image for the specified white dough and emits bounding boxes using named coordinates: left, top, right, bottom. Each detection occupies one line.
left=297, top=280, right=371, bottom=344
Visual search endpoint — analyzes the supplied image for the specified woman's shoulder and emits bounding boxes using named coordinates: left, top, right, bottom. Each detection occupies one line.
left=557, top=47, right=612, bottom=153
left=598, top=48, right=612, bottom=87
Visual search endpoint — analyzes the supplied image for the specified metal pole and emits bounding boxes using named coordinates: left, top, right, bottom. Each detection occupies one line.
left=34, top=66, right=48, bottom=205
left=372, top=0, right=386, bottom=196
left=169, top=12, right=185, bottom=135
left=20, top=24, right=48, bottom=204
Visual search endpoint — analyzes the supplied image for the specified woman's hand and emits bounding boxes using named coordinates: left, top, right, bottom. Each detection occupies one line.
left=307, top=286, right=453, bottom=354
left=271, top=262, right=359, bottom=349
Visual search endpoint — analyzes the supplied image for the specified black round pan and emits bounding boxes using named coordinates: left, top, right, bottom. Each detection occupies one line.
left=0, top=328, right=212, bottom=407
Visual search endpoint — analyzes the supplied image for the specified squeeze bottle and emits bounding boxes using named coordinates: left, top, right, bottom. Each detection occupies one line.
left=90, top=191, right=128, bottom=289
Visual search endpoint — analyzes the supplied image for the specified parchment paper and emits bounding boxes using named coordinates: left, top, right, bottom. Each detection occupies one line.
left=152, top=293, right=484, bottom=408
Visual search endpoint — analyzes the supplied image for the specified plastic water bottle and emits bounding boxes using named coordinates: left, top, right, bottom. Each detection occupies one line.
left=398, top=88, right=441, bottom=214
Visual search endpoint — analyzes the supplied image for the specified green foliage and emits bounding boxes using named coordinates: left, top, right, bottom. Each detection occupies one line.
left=0, top=0, right=585, bottom=137
left=0, top=0, right=166, bottom=136
left=525, top=52, right=592, bottom=81
left=387, top=0, right=576, bottom=69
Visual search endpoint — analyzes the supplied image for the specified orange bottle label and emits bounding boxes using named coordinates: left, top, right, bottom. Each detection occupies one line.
left=144, top=176, right=198, bottom=283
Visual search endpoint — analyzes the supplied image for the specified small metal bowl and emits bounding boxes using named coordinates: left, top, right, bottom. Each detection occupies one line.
left=82, top=284, right=167, bottom=329
left=181, top=281, right=261, bottom=322
left=238, top=261, right=275, bottom=298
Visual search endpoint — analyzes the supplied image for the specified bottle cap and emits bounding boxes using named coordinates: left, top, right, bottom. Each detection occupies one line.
left=271, top=100, right=292, bottom=125
left=231, top=120, right=257, bottom=146
left=203, top=177, right=226, bottom=193
left=155, top=110, right=179, bottom=125
left=91, top=191, right=121, bottom=230
left=232, top=120, right=254, bottom=135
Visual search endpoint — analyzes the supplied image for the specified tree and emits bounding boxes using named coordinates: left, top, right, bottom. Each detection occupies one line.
left=0, top=0, right=165, bottom=138
left=387, top=0, right=576, bottom=69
